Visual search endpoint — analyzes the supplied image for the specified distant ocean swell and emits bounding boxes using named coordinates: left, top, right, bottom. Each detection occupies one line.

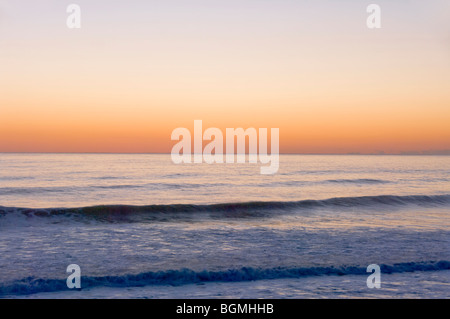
left=1, top=194, right=449, bottom=222
left=0, top=178, right=391, bottom=195
left=1, top=261, right=449, bottom=296
left=0, top=183, right=228, bottom=195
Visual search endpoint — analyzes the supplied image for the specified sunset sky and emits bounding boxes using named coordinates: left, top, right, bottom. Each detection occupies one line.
left=0, top=0, right=449, bottom=154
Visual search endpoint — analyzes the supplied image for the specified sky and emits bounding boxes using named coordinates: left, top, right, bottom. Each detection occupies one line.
left=0, top=0, right=449, bottom=154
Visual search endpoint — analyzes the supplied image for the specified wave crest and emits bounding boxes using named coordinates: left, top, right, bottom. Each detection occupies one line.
left=1, top=260, right=448, bottom=296
left=1, top=194, right=450, bottom=223
left=1, top=194, right=449, bottom=215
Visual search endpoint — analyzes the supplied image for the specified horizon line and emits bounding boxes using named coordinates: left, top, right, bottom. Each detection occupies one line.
left=1, top=152, right=449, bottom=156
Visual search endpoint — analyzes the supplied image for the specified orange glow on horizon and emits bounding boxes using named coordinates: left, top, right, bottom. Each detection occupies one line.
left=1, top=1, right=449, bottom=154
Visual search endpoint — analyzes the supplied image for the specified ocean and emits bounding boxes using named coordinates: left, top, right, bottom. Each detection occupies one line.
left=0, top=154, right=449, bottom=298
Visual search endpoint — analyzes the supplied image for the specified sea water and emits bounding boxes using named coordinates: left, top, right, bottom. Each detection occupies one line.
left=0, top=154, right=449, bottom=298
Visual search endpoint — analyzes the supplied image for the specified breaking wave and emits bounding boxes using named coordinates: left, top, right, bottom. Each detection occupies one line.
left=1, top=194, right=450, bottom=223
left=1, top=260, right=448, bottom=296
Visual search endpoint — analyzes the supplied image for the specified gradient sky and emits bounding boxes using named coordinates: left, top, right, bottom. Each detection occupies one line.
left=0, top=0, right=449, bottom=154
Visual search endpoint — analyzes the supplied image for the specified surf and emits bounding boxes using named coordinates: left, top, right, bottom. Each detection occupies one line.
left=1, top=260, right=448, bottom=297
left=1, top=194, right=450, bottom=224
